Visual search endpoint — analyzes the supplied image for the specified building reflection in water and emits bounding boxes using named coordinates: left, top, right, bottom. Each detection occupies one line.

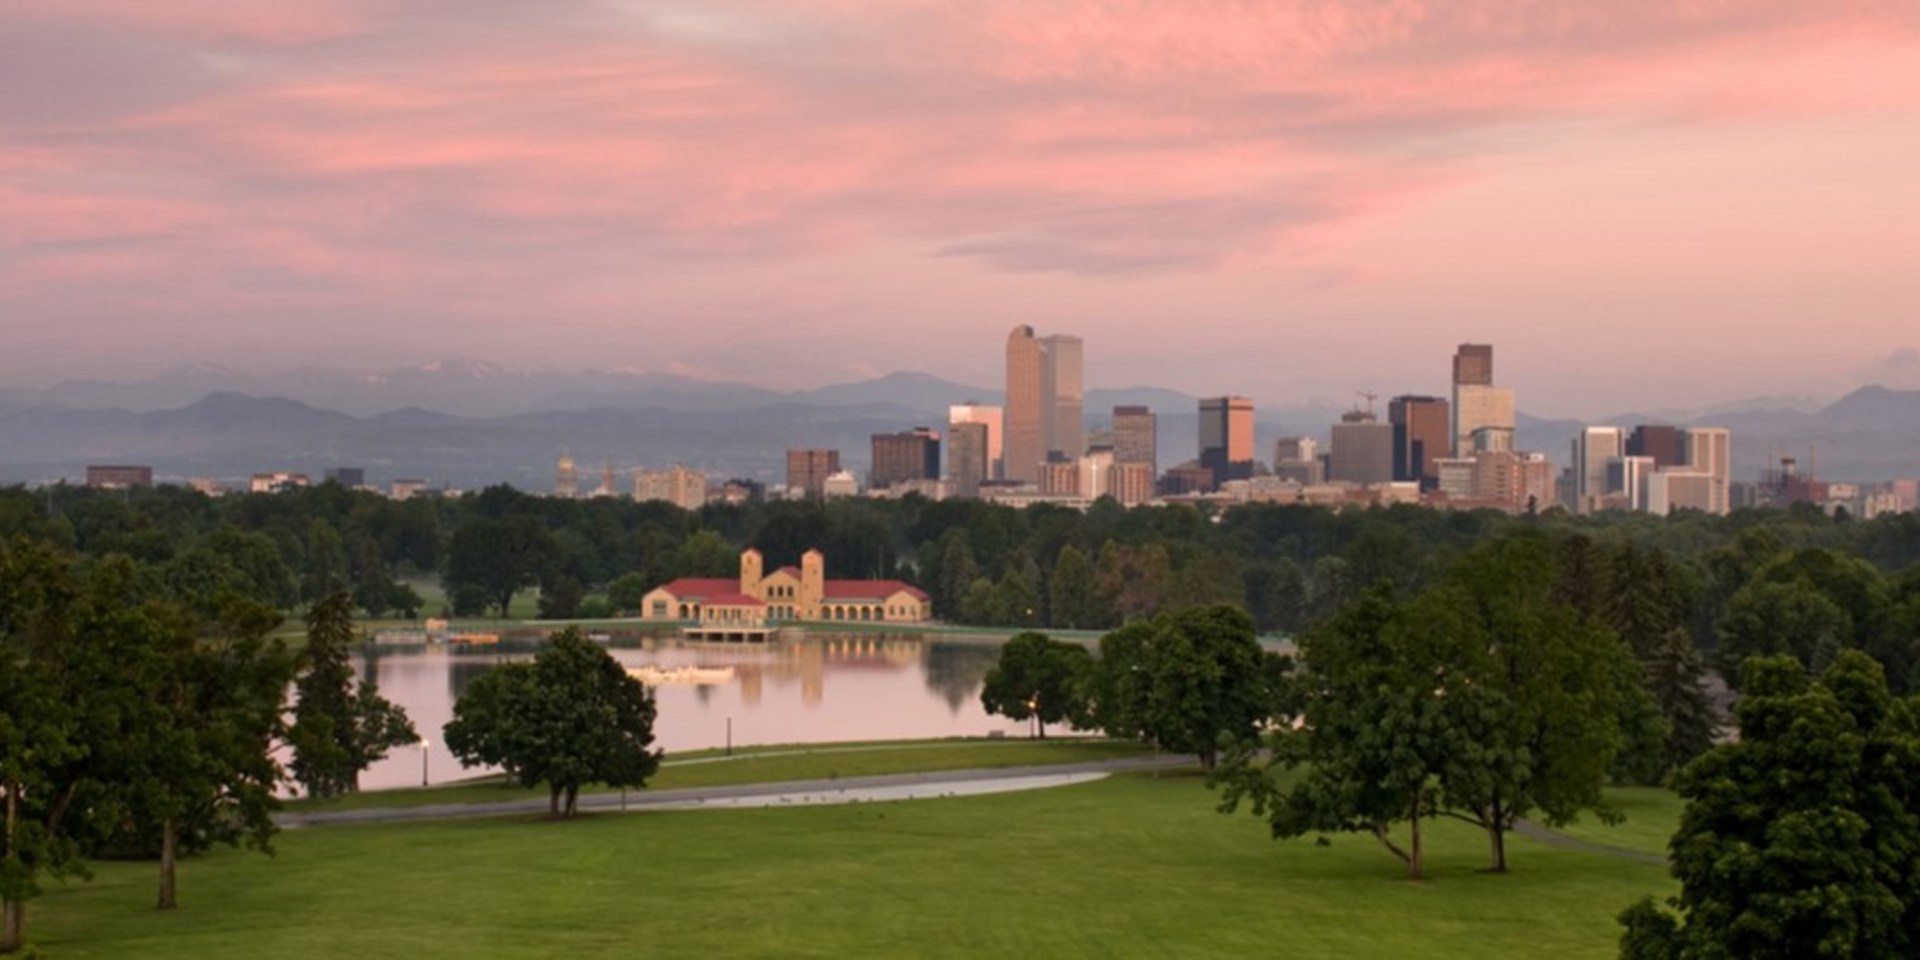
left=353, top=630, right=1029, bottom=791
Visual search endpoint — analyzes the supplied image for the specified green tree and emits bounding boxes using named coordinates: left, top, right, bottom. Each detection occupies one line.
left=1620, top=651, right=1920, bottom=958
left=444, top=628, right=661, bottom=818
left=991, top=567, right=1041, bottom=628
left=1095, top=542, right=1170, bottom=622
left=301, top=518, right=347, bottom=605
left=1644, top=628, right=1719, bottom=776
left=1716, top=579, right=1851, bottom=687
left=936, top=529, right=979, bottom=620
left=1436, top=541, right=1644, bottom=872
left=605, top=572, right=649, bottom=615
left=979, top=632, right=1092, bottom=738
left=676, top=530, right=737, bottom=578
left=0, top=543, right=89, bottom=953
left=956, top=577, right=997, bottom=626
left=1092, top=605, right=1274, bottom=770
left=443, top=516, right=557, bottom=617
left=1047, top=545, right=1104, bottom=630
left=287, top=593, right=418, bottom=800
left=1216, top=589, right=1471, bottom=879
left=119, top=594, right=293, bottom=911
left=536, top=574, right=585, bottom=620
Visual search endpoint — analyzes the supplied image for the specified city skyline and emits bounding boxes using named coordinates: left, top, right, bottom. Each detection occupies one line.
left=3, top=4, right=1918, bottom=416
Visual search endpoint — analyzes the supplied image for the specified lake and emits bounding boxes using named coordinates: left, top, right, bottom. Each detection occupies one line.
left=351, top=631, right=1024, bottom=792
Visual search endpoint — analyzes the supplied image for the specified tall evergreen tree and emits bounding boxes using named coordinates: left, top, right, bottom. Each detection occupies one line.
left=287, top=592, right=417, bottom=800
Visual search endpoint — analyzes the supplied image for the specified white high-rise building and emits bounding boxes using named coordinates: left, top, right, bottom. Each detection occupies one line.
left=1608, top=455, right=1658, bottom=511
left=1682, top=427, right=1732, bottom=515
left=1453, top=385, right=1515, bottom=458
left=1571, top=427, right=1624, bottom=514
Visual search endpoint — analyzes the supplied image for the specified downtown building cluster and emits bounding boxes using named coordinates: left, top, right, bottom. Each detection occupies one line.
left=774, top=335, right=1567, bottom=514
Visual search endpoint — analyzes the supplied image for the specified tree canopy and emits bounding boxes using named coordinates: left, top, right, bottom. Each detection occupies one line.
left=979, top=632, right=1093, bottom=738
left=1621, top=651, right=1920, bottom=958
left=444, top=628, right=661, bottom=817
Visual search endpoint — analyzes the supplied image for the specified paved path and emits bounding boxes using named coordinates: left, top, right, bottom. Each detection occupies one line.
left=1512, top=818, right=1669, bottom=866
left=279, top=754, right=1197, bottom=828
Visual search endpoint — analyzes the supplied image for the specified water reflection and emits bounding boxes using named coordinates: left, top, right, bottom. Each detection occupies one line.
left=353, top=631, right=1025, bottom=792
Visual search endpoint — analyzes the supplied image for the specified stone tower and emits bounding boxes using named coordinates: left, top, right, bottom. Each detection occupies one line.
left=739, top=548, right=763, bottom=599
left=800, top=549, right=825, bottom=620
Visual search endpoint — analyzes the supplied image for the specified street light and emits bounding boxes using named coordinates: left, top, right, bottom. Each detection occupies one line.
left=419, top=737, right=431, bottom=787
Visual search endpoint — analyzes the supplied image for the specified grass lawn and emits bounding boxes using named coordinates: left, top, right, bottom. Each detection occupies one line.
left=1551, top=787, right=1684, bottom=857
left=284, top=737, right=1153, bottom=813
left=33, top=773, right=1669, bottom=959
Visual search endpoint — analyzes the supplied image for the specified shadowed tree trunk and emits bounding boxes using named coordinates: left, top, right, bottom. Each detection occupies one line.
left=157, top=818, right=179, bottom=910
left=2, top=899, right=23, bottom=956
left=1485, top=797, right=1509, bottom=873
left=4, top=785, right=23, bottom=953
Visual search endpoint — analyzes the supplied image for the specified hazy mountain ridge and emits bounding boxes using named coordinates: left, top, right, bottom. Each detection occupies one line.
left=0, top=365, right=1914, bottom=488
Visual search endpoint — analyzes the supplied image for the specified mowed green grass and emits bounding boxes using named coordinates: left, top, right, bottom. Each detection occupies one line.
left=286, top=738, right=1152, bottom=813
left=35, top=774, right=1670, bottom=959
left=1552, top=787, right=1684, bottom=856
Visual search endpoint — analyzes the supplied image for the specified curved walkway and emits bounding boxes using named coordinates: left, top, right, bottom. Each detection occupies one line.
left=1512, top=818, right=1668, bottom=866
left=279, top=754, right=1196, bottom=828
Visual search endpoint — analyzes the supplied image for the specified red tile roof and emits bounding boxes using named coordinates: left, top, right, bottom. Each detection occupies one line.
left=699, top=592, right=766, bottom=607
left=822, top=580, right=930, bottom=602
left=654, top=578, right=739, bottom=599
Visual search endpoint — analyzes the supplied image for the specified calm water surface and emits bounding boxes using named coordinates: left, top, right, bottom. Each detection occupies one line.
left=352, top=631, right=1021, bottom=792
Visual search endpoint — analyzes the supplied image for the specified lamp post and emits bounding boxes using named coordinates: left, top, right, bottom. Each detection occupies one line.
left=1027, top=694, right=1039, bottom=740
left=420, top=737, right=431, bottom=787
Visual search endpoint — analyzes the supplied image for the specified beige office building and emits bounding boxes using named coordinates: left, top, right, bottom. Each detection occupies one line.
left=1111, top=405, right=1157, bottom=473
left=1572, top=427, right=1624, bottom=514
left=948, top=403, right=1003, bottom=480
left=1453, top=384, right=1515, bottom=459
left=1004, top=325, right=1084, bottom=483
left=635, top=464, right=707, bottom=510
left=1682, top=427, right=1732, bottom=515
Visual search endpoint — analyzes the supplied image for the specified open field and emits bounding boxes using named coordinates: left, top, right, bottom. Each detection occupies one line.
left=35, top=773, right=1671, bottom=959
left=1550, top=787, right=1684, bottom=857
left=284, top=737, right=1153, bottom=813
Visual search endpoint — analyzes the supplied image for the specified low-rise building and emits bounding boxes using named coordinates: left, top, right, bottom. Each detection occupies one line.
left=640, top=549, right=932, bottom=624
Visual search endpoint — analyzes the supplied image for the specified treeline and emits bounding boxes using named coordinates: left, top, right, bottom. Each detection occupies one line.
left=7, top=484, right=1920, bottom=686
left=0, top=538, right=418, bottom=953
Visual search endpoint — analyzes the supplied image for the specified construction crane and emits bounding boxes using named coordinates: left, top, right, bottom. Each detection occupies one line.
left=1355, top=390, right=1379, bottom=417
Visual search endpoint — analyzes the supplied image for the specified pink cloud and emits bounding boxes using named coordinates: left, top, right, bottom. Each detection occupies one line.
left=2, top=1, right=1917, bottom=403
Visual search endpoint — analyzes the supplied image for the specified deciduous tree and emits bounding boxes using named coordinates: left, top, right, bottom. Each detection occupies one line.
left=444, top=628, right=660, bottom=818
left=1621, top=651, right=1920, bottom=958
left=979, top=632, right=1092, bottom=738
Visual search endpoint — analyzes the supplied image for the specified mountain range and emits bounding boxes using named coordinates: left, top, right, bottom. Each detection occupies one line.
left=0, top=361, right=1915, bottom=489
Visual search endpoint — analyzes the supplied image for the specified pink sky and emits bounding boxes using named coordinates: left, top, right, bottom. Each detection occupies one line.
left=3, top=1, right=1918, bottom=416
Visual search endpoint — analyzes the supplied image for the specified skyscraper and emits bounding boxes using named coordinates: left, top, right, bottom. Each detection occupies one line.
left=1329, top=410, right=1394, bottom=484
left=1388, top=394, right=1449, bottom=487
left=1626, top=425, right=1683, bottom=468
left=1111, top=405, right=1157, bottom=474
left=870, top=428, right=941, bottom=491
left=1004, top=325, right=1084, bottom=483
left=948, top=403, right=1003, bottom=480
left=1571, top=426, right=1624, bottom=513
left=947, top=422, right=990, bottom=498
left=785, top=449, right=840, bottom=499
left=1450, top=343, right=1514, bottom=457
left=1198, top=396, right=1255, bottom=485
left=1453, top=343, right=1494, bottom=386
left=1682, top=427, right=1731, bottom=515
